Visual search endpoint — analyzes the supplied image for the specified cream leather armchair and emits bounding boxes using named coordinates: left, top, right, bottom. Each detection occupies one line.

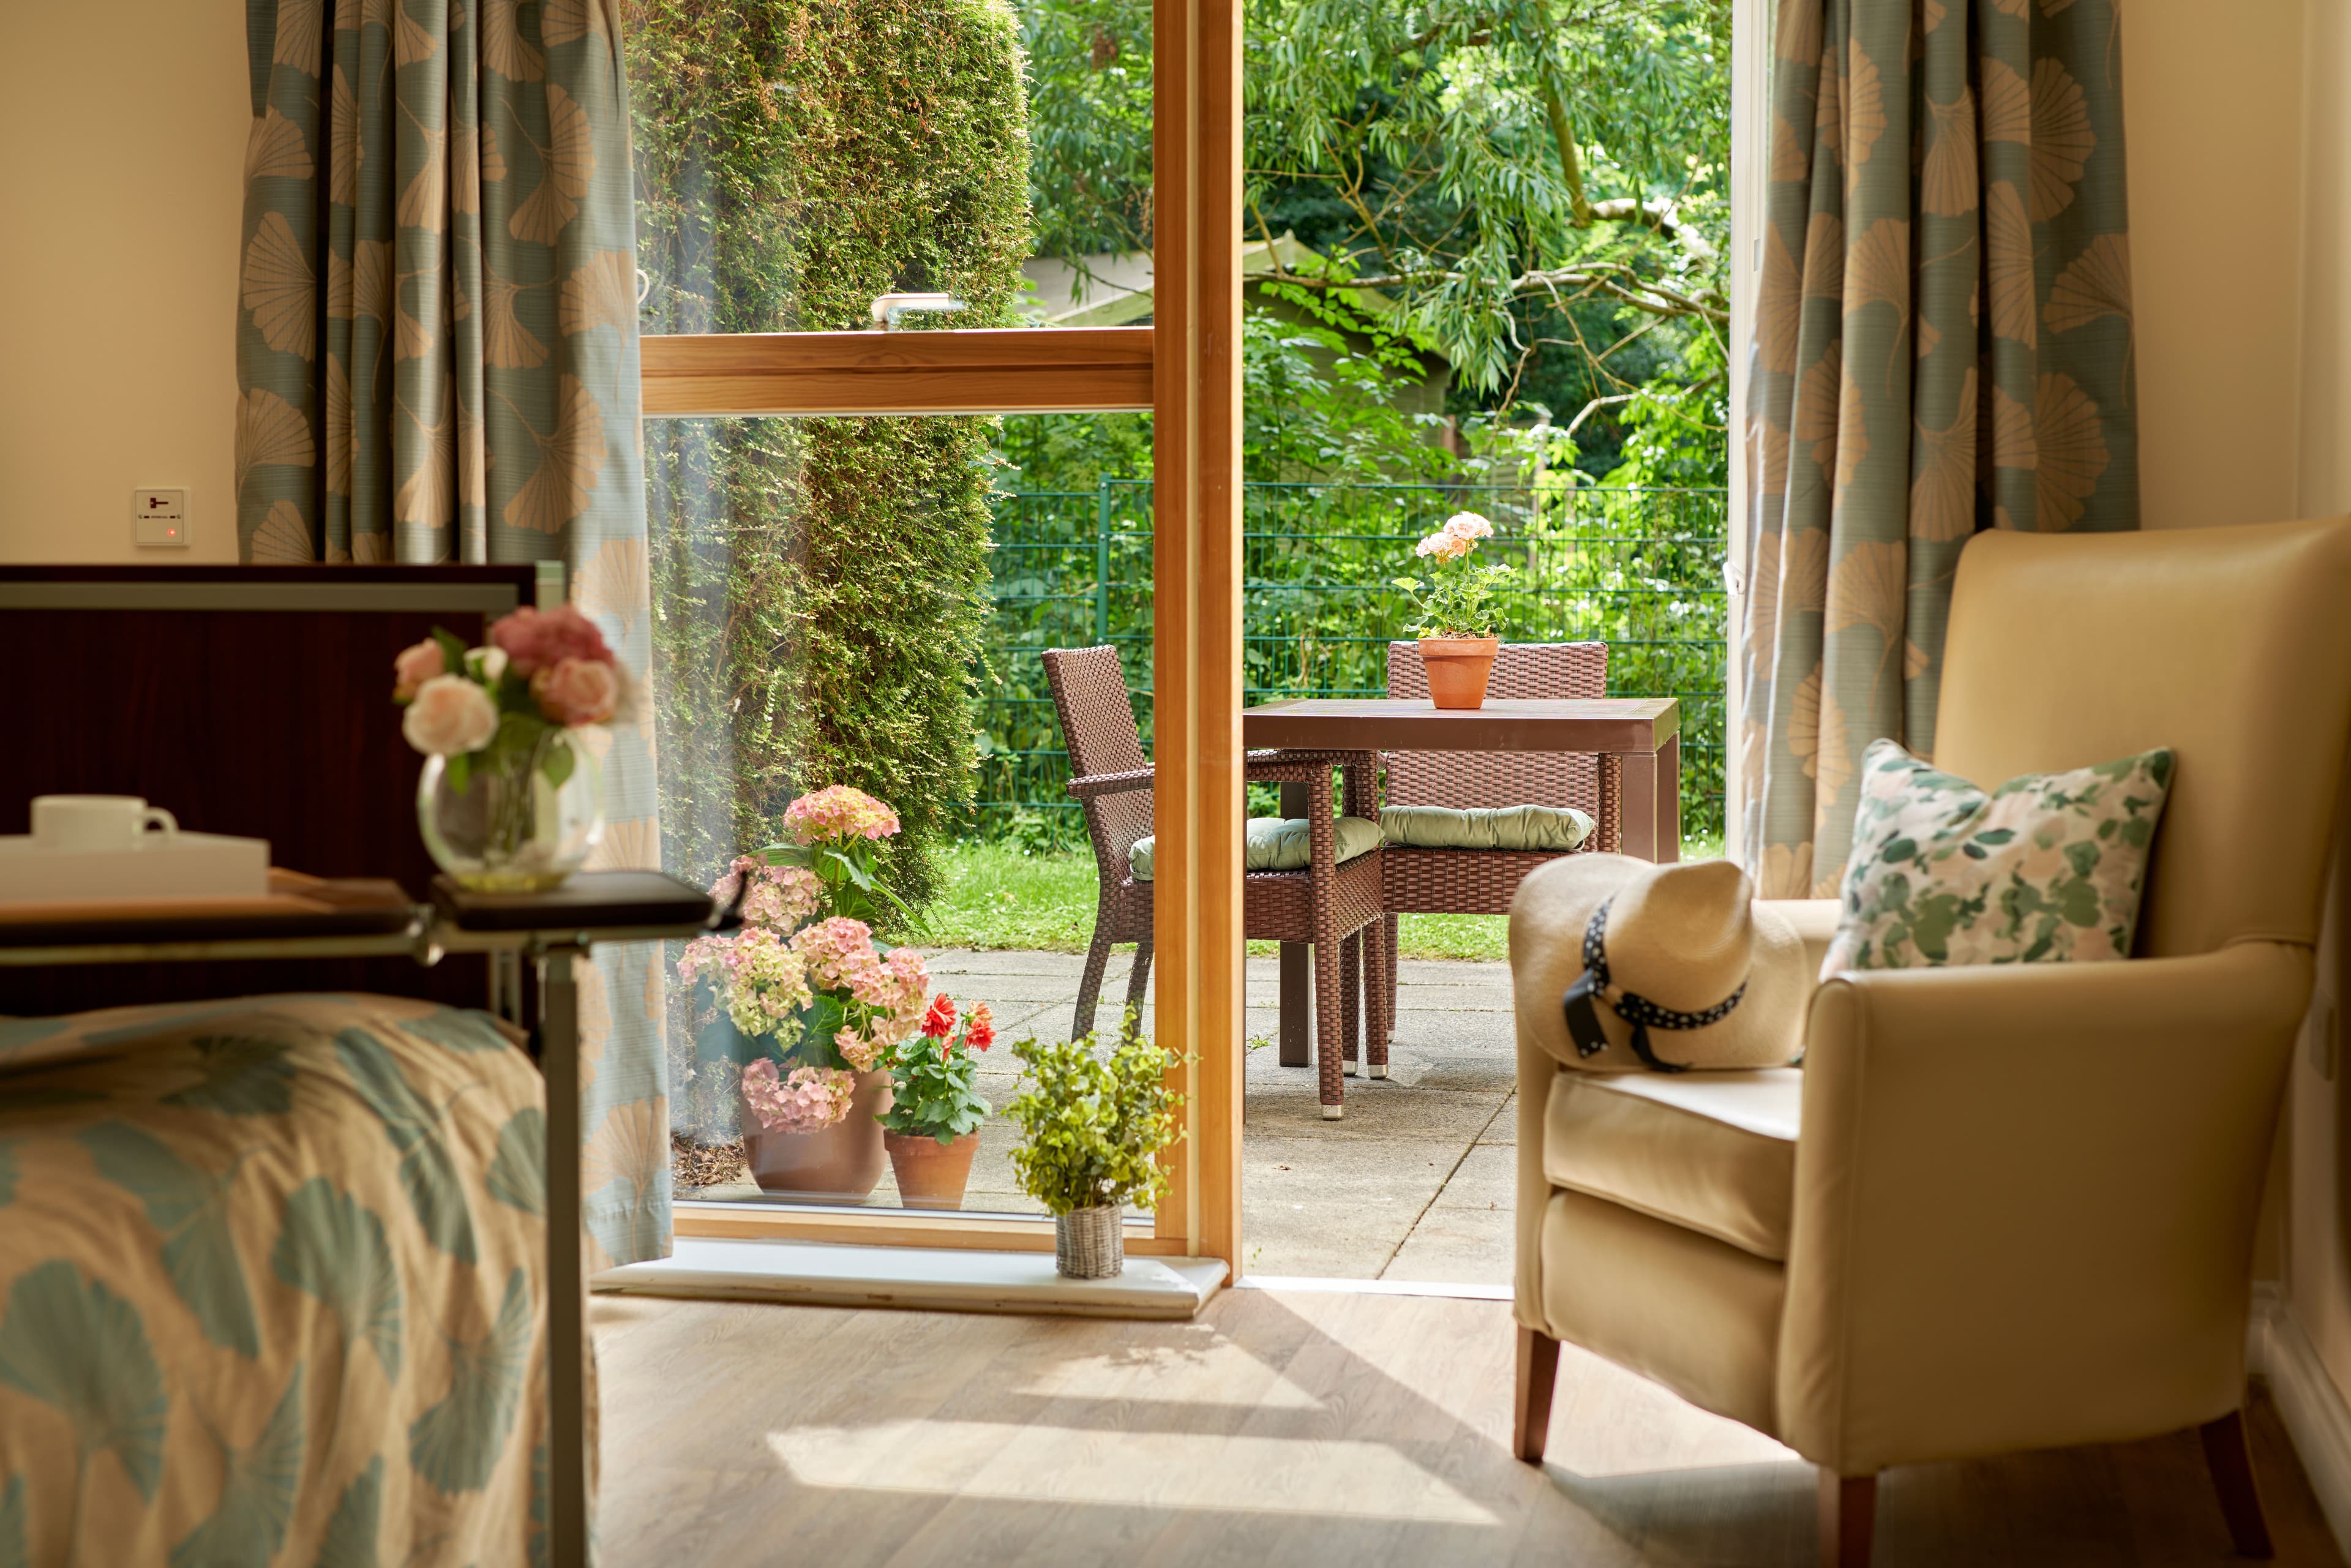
left=1510, top=517, right=2351, bottom=1566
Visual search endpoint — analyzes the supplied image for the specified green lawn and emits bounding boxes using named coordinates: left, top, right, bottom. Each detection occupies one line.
left=926, top=835, right=1727, bottom=963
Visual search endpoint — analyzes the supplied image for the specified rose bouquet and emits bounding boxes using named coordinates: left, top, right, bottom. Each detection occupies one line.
left=1392, top=511, right=1515, bottom=638
left=395, top=603, right=621, bottom=889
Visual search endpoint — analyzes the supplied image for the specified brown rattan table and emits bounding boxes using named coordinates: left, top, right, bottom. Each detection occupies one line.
left=1242, top=696, right=1681, bottom=1067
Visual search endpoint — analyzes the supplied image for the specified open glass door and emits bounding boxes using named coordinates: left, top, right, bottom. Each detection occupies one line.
left=628, top=0, right=1242, bottom=1267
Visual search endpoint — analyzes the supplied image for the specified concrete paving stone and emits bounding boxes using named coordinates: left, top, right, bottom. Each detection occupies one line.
left=1429, top=1141, right=1517, bottom=1209
left=1477, top=1091, right=1519, bottom=1146
left=1240, top=1134, right=1452, bottom=1278
left=1380, top=1204, right=1517, bottom=1286
left=1243, top=1081, right=1507, bottom=1143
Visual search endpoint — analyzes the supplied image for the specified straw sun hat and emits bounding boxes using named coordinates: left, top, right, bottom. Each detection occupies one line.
left=1510, top=854, right=1809, bottom=1073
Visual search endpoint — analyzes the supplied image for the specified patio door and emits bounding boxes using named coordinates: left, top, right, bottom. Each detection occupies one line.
left=629, top=0, right=1244, bottom=1267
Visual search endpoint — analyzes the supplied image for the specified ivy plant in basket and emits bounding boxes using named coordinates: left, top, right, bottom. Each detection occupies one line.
left=1006, top=1014, right=1186, bottom=1279
left=1392, top=511, right=1517, bottom=710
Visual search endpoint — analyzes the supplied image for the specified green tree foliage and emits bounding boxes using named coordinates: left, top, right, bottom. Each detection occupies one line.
left=1019, top=0, right=1730, bottom=477
left=628, top=0, right=1033, bottom=902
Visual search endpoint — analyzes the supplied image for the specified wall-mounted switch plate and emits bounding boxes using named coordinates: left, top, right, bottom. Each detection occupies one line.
left=133, top=487, right=189, bottom=547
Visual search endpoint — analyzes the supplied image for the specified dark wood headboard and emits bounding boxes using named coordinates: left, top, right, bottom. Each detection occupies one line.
left=1, top=564, right=542, bottom=1013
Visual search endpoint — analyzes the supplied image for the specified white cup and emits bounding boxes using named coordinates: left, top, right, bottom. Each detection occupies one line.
left=31, top=795, right=179, bottom=852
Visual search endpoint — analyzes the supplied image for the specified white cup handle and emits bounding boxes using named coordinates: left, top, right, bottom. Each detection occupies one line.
left=141, top=808, right=178, bottom=843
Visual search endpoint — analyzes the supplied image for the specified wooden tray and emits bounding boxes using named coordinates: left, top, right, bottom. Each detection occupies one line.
left=0, top=869, right=419, bottom=947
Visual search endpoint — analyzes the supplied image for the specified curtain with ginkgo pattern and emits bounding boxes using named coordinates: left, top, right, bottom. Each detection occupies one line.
left=234, top=0, right=670, bottom=1266
left=1742, top=0, right=2138, bottom=898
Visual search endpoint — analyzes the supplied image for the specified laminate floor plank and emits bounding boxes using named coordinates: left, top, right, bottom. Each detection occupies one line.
left=594, top=1289, right=2345, bottom=1567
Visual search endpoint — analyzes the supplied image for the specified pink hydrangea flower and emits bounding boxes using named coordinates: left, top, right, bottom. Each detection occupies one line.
left=782, top=786, right=902, bottom=845
left=710, top=856, right=822, bottom=934
left=489, top=603, right=614, bottom=678
left=740, top=1058, right=858, bottom=1134
left=1441, top=511, right=1494, bottom=541
left=677, top=927, right=812, bottom=1038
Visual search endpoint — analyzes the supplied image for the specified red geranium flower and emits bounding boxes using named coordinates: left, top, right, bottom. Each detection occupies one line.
left=966, top=1002, right=996, bottom=1052
left=920, top=993, right=957, bottom=1039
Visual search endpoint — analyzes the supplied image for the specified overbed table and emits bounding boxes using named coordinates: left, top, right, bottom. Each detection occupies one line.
left=0, top=868, right=727, bottom=1568
left=1240, top=697, right=1681, bottom=1068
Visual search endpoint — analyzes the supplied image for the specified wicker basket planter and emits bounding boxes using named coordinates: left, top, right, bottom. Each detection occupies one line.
left=1417, top=636, right=1499, bottom=708
left=1055, top=1203, right=1125, bottom=1279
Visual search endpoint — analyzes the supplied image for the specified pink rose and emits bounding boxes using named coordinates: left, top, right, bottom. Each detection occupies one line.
left=400, top=675, right=500, bottom=756
left=392, top=638, right=445, bottom=701
left=531, top=657, right=618, bottom=726
left=489, top=604, right=613, bottom=677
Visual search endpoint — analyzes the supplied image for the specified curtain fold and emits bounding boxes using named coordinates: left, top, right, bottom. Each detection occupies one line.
left=1742, top=0, right=2139, bottom=897
left=238, top=0, right=669, bottom=1266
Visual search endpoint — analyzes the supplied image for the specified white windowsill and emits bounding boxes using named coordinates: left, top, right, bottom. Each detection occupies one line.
left=594, top=1236, right=1228, bottom=1320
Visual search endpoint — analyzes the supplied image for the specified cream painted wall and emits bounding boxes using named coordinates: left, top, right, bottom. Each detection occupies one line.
left=2292, top=0, right=2351, bottom=1436
left=0, top=0, right=249, bottom=563
left=2123, top=0, right=2308, bottom=531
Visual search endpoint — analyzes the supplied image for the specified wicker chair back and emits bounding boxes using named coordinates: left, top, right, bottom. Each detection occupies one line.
left=1384, top=641, right=1607, bottom=815
left=1041, top=645, right=1154, bottom=877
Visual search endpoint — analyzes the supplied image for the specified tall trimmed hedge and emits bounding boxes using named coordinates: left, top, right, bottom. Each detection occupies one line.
left=627, top=0, right=1032, bottom=906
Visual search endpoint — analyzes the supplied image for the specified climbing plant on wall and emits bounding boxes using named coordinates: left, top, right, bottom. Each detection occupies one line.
left=626, top=0, right=1032, bottom=906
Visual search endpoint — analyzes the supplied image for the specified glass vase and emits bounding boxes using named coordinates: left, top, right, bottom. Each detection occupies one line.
left=416, top=729, right=605, bottom=892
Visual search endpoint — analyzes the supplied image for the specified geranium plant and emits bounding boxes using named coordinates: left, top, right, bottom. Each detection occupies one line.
left=877, top=994, right=994, bottom=1144
left=1392, top=511, right=1516, bottom=638
left=1005, top=1017, right=1185, bottom=1215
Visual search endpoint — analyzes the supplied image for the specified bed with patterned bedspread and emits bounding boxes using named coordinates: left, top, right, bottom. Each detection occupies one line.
left=0, top=992, right=576, bottom=1564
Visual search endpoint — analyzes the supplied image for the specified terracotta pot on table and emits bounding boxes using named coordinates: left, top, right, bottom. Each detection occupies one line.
left=1418, top=636, right=1500, bottom=709
left=739, top=1067, right=893, bottom=1202
left=883, top=1128, right=982, bottom=1210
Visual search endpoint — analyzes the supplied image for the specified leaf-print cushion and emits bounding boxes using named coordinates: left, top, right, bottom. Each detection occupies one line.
left=1821, top=738, right=2174, bottom=977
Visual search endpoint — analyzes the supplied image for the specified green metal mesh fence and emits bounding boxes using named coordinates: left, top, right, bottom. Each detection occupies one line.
left=977, top=481, right=1729, bottom=839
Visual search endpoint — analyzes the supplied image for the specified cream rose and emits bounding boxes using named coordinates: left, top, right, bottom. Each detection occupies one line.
left=392, top=637, right=445, bottom=701
left=531, top=656, right=619, bottom=727
left=401, top=675, right=500, bottom=756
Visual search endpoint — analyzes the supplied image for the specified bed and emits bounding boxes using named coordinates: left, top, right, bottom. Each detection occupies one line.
left=0, top=991, right=571, bottom=1564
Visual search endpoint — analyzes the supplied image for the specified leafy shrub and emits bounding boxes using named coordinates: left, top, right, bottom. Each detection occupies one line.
left=1006, top=1021, right=1185, bottom=1215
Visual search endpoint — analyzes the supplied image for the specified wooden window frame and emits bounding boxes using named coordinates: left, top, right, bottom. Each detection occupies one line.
left=647, top=0, right=1245, bottom=1272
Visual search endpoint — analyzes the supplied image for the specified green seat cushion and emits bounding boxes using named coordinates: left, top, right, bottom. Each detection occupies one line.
left=1129, top=816, right=1382, bottom=882
left=1378, top=803, right=1595, bottom=853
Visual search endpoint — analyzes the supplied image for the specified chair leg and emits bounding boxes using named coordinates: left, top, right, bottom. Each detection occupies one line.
left=1817, top=1471, right=1876, bottom=1568
left=1314, top=920, right=1344, bottom=1119
left=1073, top=930, right=1113, bottom=1043
left=1513, top=1326, right=1560, bottom=1463
left=1341, top=931, right=1362, bottom=1072
left=2200, top=1409, right=2274, bottom=1558
left=1383, top=912, right=1400, bottom=1048
left=1365, top=917, right=1390, bottom=1076
left=1121, top=939, right=1153, bottom=1041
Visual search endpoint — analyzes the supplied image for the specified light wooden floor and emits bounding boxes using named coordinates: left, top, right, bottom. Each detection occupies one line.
left=594, top=1287, right=2345, bottom=1566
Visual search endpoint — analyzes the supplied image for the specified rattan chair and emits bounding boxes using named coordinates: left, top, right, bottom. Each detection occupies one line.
left=1374, top=640, right=1619, bottom=1070
left=1043, top=645, right=1389, bottom=1119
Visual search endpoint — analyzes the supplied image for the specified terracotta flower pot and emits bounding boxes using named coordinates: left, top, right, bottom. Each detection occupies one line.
left=1419, top=636, right=1500, bottom=710
left=739, top=1067, right=893, bottom=1202
left=883, top=1128, right=981, bottom=1210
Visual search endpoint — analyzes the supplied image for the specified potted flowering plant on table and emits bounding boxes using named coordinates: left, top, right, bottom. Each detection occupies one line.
left=1393, top=511, right=1516, bottom=710
left=676, top=787, right=931, bottom=1200
left=877, top=994, right=994, bottom=1209
left=394, top=603, right=619, bottom=890
left=1006, top=1018, right=1185, bottom=1278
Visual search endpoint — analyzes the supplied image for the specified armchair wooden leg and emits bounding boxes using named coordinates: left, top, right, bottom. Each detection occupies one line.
left=2200, top=1410, right=2274, bottom=1558
left=1817, top=1471, right=1875, bottom=1568
left=1513, top=1326, right=1560, bottom=1463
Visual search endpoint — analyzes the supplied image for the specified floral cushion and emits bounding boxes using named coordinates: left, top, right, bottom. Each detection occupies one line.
left=1129, top=816, right=1381, bottom=882
left=1379, top=803, right=1594, bottom=852
left=1822, top=738, right=2175, bottom=977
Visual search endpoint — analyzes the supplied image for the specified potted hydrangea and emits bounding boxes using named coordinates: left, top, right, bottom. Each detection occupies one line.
left=877, top=994, right=994, bottom=1209
left=1393, top=511, right=1515, bottom=709
left=676, top=786, right=929, bottom=1201
left=1005, top=1018, right=1185, bottom=1278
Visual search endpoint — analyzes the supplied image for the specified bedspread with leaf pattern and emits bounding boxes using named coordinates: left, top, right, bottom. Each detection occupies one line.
left=0, top=992, right=578, bottom=1566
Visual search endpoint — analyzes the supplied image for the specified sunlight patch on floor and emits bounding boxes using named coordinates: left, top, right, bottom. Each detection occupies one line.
left=1012, top=1341, right=1325, bottom=1409
left=765, top=1420, right=1500, bottom=1523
